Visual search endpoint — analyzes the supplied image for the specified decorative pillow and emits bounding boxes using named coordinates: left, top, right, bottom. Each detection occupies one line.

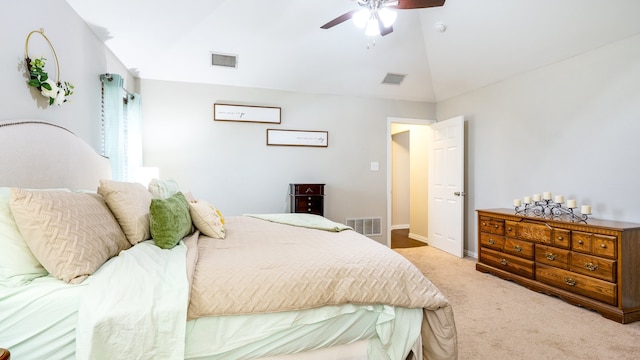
left=0, top=187, right=48, bottom=286
left=149, top=192, right=192, bottom=249
left=189, top=200, right=226, bottom=239
left=9, top=188, right=130, bottom=284
left=98, top=179, right=153, bottom=245
left=148, top=178, right=179, bottom=200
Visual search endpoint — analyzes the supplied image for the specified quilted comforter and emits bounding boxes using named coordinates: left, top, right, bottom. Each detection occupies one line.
left=186, top=215, right=457, bottom=360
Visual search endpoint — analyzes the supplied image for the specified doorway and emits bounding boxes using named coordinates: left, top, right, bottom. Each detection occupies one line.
left=386, top=117, right=434, bottom=248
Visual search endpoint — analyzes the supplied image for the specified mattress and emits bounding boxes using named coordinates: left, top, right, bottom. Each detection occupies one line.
left=0, top=240, right=420, bottom=360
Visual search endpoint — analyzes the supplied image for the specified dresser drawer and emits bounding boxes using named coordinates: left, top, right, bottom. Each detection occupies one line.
left=518, top=222, right=551, bottom=244
left=291, top=184, right=324, bottom=195
left=570, top=253, right=616, bottom=282
left=536, top=264, right=617, bottom=306
left=480, top=216, right=504, bottom=235
left=481, top=248, right=534, bottom=279
left=593, top=234, right=616, bottom=259
left=572, top=231, right=592, bottom=253
left=505, top=221, right=518, bottom=238
left=480, top=232, right=504, bottom=250
left=503, top=238, right=534, bottom=259
left=535, top=244, right=569, bottom=270
left=294, top=197, right=323, bottom=214
left=552, top=229, right=571, bottom=249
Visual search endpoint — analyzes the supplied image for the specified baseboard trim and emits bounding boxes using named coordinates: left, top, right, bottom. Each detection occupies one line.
left=408, top=232, right=429, bottom=244
left=391, top=224, right=410, bottom=230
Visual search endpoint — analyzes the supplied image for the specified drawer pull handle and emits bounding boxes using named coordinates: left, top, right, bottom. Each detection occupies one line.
left=507, top=227, right=513, bottom=231
left=494, top=225, right=499, bottom=229
left=482, top=222, right=487, bottom=226
left=600, top=244, right=607, bottom=249
left=500, top=258, right=509, bottom=266
left=488, top=239, right=496, bottom=245
left=578, top=240, right=584, bottom=245
left=565, top=278, right=577, bottom=286
left=585, top=262, right=599, bottom=271
left=545, top=253, right=557, bottom=261
left=557, top=236, right=563, bottom=241
left=513, top=245, right=522, bottom=252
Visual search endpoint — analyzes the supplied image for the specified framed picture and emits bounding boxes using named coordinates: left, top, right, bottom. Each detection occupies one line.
left=267, top=129, right=328, bottom=147
left=214, top=103, right=281, bottom=123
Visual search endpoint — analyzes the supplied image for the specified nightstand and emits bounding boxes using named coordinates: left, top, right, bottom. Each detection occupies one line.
left=289, top=184, right=325, bottom=216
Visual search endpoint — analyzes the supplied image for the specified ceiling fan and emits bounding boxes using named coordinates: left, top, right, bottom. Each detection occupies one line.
left=320, top=0, right=446, bottom=37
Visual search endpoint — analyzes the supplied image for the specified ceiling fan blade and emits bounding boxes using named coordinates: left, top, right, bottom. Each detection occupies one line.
left=320, top=9, right=358, bottom=29
left=391, top=0, right=446, bottom=10
left=381, top=25, right=394, bottom=36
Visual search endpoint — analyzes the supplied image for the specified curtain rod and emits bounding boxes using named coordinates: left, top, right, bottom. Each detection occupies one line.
left=101, top=73, right=135, bottom=99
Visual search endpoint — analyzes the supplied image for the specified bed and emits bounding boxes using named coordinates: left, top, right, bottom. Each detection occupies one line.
left=0, top=121, right=457, bottom=360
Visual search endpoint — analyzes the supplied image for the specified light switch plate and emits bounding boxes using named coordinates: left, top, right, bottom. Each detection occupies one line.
left=370, top=161, right=379, bottom=171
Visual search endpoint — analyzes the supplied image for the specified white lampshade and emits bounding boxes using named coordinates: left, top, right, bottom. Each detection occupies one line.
left=378, top=8, right=397, bottom=28
left=352, top=9, right=370, bottom=28
left=135, top=166, right=159, bottom=187
left=365, top=18, right=380, bottom=36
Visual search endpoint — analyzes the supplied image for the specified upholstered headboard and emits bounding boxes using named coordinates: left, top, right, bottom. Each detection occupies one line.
left=0, top=121, right=110, bottom=190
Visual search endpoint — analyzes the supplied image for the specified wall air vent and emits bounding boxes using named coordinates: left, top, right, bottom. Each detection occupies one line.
left=346, top=217, right=382, bottom=236
left=211, top=52, right=238, bottom=68
left=381, top=73, right=406, bottom=85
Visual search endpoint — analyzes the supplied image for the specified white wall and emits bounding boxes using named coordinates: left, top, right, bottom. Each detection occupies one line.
left=391, top=130, right=410, bottom=228
left=0, top=0, right=135, bottom=151
left=140, top=79, right=436, bottom=245
left=437, top=34, right=640, bottom=256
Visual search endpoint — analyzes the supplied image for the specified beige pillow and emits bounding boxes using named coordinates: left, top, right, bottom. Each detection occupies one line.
left=98, top=180, right=153, bottom=245
left=189, top=200, right=226, bottom=239
left=9, top=188, right=130, bottom=284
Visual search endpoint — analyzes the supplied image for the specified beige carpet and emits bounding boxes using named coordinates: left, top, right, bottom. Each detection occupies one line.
left=394, top=246, right=640, bottom=360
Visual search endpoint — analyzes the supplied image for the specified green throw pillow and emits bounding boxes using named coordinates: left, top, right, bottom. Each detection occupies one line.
left=149, top=192, right=192, bottom=249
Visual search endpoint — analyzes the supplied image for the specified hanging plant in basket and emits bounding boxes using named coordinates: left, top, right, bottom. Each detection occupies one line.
left=25, top=29, right=74, bottom=106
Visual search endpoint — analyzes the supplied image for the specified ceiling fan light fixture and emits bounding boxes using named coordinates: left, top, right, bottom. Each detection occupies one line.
left=352, top=8, right=370, bottom=28
left=365, top=17, right=380, bottom=36
left=378, top=8, right=397, bottom=28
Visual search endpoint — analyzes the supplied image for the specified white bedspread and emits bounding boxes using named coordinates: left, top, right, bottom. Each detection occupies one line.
left=75, top=239, right=189, bottom=360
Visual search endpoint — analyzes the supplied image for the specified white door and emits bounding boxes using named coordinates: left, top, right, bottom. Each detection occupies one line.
left=428, top=116, right=465, bottom=258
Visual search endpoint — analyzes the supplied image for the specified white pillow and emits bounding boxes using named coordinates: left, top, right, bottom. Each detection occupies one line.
left=148, top=178, right=179, bottom=200
left=189, top=200, right=226, bottom=239
left=0, top=187, right=48, bottom=286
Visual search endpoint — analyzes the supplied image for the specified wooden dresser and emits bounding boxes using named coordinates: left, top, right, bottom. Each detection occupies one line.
left=289, top=184, right=324, bottom=216
left=476, top=208, right=640, bottom=323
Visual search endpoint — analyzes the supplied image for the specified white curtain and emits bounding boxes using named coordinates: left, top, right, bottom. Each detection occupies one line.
left=100, top=74, right=142, bottom=181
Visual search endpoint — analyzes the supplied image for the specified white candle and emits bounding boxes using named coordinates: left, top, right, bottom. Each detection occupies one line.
left=566, top=199, right=577, bottom=208
left=581, top=205, right=592, bottom=215
left=555, top=195, right=564, bottom=204
left=523, top=196, right=531, bottom=204
left=533, top=194, right=541, bottom=202
left=514, top=199, right=522, bottom=207
left=543, top=192, right=552, bottom=200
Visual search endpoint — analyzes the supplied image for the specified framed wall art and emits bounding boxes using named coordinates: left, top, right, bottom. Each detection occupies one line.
left=214, top=103, right=281, bottom=123
left=266, top=129, right=328, bottom=147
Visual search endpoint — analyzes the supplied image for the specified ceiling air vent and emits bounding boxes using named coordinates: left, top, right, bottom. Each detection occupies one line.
left=381, top=73, right=406, bottom=85
left=211, top=52, right=238, bottom=68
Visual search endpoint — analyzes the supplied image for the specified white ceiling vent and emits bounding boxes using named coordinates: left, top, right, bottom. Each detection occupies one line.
left=211, top=52, right=238, bottom=68
left=382, top=73, right=406, bottom=85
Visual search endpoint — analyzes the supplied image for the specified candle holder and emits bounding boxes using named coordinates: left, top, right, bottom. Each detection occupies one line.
left=515, top=199, right=589, bottom=223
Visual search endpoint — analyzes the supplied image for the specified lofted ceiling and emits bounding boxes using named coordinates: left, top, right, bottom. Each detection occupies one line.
left=66, top=0, right=640, bottom=103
